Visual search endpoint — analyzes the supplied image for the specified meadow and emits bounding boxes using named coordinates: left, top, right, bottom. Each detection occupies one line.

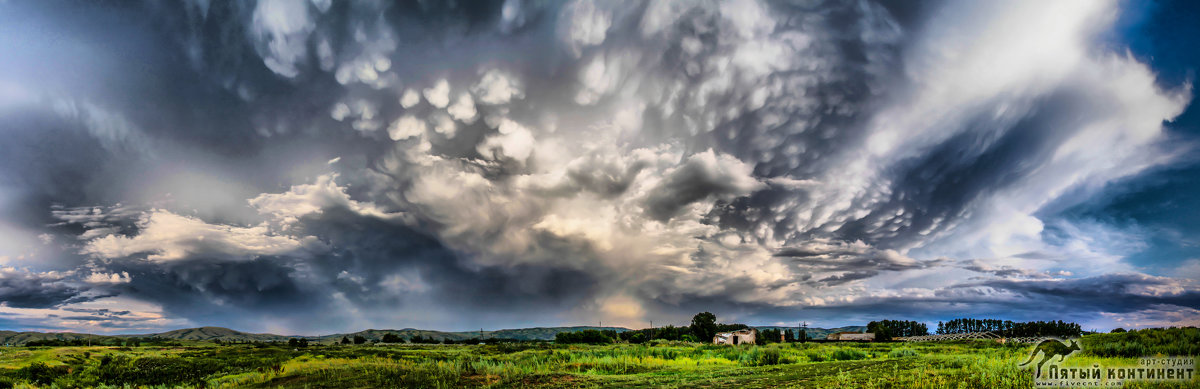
left=0, top=328, right=1196, bottom=388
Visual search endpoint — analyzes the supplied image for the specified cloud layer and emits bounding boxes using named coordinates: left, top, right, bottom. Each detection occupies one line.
left=0, top=0, right=1195, bottom=333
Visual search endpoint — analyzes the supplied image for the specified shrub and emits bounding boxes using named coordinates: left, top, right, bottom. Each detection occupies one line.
left=888, top=348, right=919, bottom=358
left=759, top=347, right=782, bottom=365
left=19, top=362, right=69, bottom=385
left=830, top=348, right=868, bottom=361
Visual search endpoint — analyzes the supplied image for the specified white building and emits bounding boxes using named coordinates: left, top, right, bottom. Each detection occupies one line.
left=713, top=329, right=756, bottom=345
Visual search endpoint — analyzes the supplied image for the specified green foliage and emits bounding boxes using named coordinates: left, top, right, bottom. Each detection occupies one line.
left=867, top=320, right=928, bottom=340
left=554, top=329, right=614, bottom=344
left=690, top=312, right=718, bottom=342
left=758, top=328, right=782, bottom=345
left=938, top=318, right=1081, bottom=337
left=0, top=329, right=1195, bottom=388
left=1080, top=327, right=1200, bottom=357
left=381, top=333, right=403, bottom=343
left=353, top=335, right=367, bottom=344
left=18, top=362, right=68, bottom=385
left=831, top=348, right=869, bottom=361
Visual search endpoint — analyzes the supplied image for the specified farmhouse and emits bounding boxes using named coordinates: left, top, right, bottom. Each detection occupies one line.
left=713, top=329, right=756, bottom=345
left=827, top=332, right=874, bottom=341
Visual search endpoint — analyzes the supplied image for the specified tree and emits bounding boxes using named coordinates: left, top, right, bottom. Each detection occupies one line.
left=690, top=312, right=718, bottom=342
left=353, top=335, right=367, bottom=345
left=381, top=333, right=403, bottom=343
left=341, top=336, right=351, bottom=345
left=555, top=330, right=613, bottom=344
left=1111, top=328, right=1126, bottom=333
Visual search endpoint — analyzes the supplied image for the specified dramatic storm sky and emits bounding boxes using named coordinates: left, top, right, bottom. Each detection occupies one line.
left=1, top=0, right=1198, bottom=335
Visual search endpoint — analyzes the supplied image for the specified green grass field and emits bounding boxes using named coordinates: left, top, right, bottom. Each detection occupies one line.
left=0, top=329, right=1196, bottom=388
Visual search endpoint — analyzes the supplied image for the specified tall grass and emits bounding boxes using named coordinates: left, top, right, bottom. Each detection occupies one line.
left=0, top=329, right=1195, bottom=388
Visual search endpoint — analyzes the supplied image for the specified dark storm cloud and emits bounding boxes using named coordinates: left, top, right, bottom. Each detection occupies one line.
left=773, top=240, right=930, bottom=283
left=644, top=151, right=763, bottom=221
left=293, top=206, right=605, bottom=311
left=0, top=268, right=97, bottom=309
left=62, top=308, right=132, bottom=316
left=818, top=271, right=878, bottom=285
left=959, top=259, right=1058, bottom=279
left=972, top=274, right=1200, bottom=312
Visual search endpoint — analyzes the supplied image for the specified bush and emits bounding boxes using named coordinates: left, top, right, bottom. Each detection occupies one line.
left=830, top=348, right=868, bottom=361
left=19, top=362, right=68, bottom=386
left=888, top=348, right=919, bottom=358
left=1081, top=327, right=1200, bottom=357
left=759, top=347, right=782, bottom=365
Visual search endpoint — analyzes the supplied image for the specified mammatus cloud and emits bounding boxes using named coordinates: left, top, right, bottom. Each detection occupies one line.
left=0, top=0, right=1194, bottom=333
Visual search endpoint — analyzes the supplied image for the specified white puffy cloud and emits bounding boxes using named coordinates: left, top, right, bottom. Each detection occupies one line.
left=248, top=174, right=399, bottom=226
left=250, top=0, right=315, bottom=78
left=472, top=70, right=523, bottom=105
left=422, top=79, right=451, bottom=108
left=387, top=115, right=427, bottom=141
left=400, top=89, right=421, bottom=108
left=560, top=0, right=611, bottom=57
left=81, top=210, right=314, bottom=262
left=477, top=118, right=536, bottom=162
left=446, top=93, right=477, bottom=123
left=84, top=272, right=131, bottom=284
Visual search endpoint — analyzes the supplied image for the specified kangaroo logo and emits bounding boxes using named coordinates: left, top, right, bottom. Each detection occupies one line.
left=1020, top=338, right=1081, bottom=378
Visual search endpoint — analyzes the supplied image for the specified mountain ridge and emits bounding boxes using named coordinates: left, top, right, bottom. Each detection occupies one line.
left=0, top=325, right=865, bottom=345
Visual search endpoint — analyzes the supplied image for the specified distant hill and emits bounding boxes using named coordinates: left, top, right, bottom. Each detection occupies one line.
left=473, top=326, right=628, bottom=341
left=753, top=326, right=868, bottom=340
left=119, top=327, right=293, bottom=342
left=0, top=325, right=861, bottom=345
left=318, top=326, right=629, bottom=344
left=0, top=330, right=113, bottom=346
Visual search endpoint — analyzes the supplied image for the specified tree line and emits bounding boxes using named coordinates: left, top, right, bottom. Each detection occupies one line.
left=867, top=320, right=929, bottom=341
left=556, top=312, right=812, bottom=345
left=332, top=334, right=541, bottom=345
left=23, top=337, right=181, bottom=347
left=936, top=318, right=1082, bottom=337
